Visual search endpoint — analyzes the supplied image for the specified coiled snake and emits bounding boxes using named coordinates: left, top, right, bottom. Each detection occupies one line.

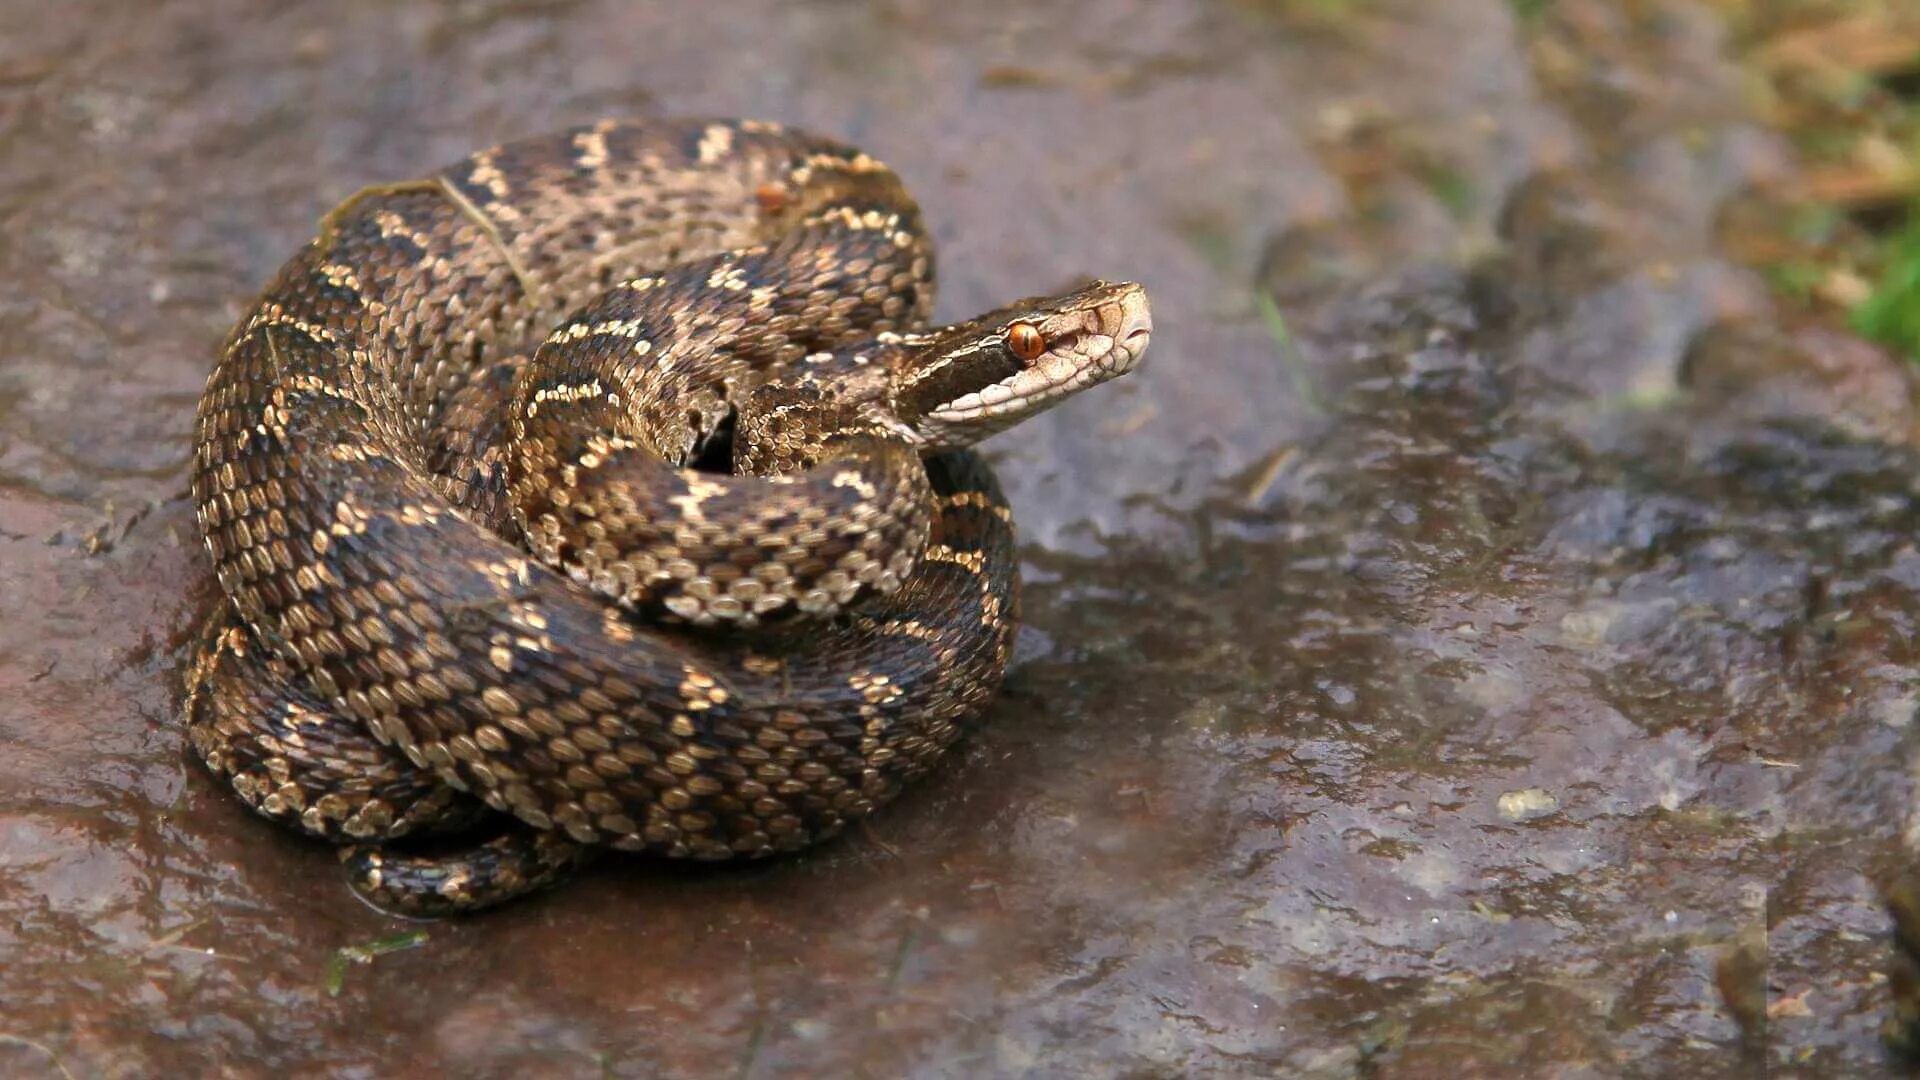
left=183, top=118, right=1150, bottom=913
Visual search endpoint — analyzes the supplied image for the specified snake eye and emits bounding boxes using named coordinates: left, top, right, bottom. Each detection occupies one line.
left=1006, top=322, right=1046, bottom=362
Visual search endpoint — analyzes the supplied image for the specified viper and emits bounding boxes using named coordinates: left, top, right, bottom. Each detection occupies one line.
left=183, top=118, right=1150, bottom=914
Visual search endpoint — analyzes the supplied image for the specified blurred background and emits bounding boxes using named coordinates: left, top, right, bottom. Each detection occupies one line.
left=3, top=1, right=1920, bottom=1075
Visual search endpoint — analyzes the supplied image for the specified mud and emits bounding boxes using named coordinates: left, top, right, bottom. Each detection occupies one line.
left=3, top=0, right=1917, bottom=1075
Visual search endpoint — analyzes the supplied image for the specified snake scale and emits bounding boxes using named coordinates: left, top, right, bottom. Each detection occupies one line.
left=183, top=118, right=1150, bottom=914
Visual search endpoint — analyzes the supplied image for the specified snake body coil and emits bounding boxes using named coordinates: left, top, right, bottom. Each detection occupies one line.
left=184, top=119, right=1149, bottom=913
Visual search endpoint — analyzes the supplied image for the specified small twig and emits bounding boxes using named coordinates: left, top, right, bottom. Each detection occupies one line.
left=324, top=930, right=430, bottom=998
left=885, top=921, right=919, bottom=990
left=1242, top=446, right=1298, bottom=507
left=262, top=324, right=290, bottom=377
left=0, top=1034, right=78, bottom=1080
left=145, top=918, right=206, bottom=951
left=1771, top=166, right=1919, bottom=213
left=316, top=178, right=548, bottom=315
left=736, top=1016, right=767, bottom=1079
left=1256, top=293, right=1327, bottom=416
left=429, top=177, right=549, bottom=316
left=859, top=820, right=900, bottom=859
left=1116, top=783, right=1161, bottom=816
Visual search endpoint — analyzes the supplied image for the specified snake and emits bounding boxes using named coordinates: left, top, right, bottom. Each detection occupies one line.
left=181, top=118, right=1150, bottom=914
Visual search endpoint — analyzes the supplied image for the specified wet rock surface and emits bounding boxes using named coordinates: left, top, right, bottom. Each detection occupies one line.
left=3, top=0, right=1918, bottom=1075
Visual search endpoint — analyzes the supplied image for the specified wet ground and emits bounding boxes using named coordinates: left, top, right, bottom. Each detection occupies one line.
left=4, top=0, right=1919, bottom=1075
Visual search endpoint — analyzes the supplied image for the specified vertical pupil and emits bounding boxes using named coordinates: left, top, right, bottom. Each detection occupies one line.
left=1010, top=323, right=1043, bottom=360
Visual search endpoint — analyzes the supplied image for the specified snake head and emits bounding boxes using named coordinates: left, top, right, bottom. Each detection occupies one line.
left=891, top=279, right=1151, bottom=449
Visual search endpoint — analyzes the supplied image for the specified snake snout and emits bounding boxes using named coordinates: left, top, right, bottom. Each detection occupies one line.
left=1101, top=282, right=1152, bottom=373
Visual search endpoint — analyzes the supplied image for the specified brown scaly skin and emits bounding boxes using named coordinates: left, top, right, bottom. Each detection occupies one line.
left=186, top=119, right=1150, bottom=914
left=183, top=612, right=481, bottom=842
left=510, top=277, right=1149, bottom=626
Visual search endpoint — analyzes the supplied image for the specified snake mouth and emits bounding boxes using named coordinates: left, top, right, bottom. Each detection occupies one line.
left=1112, top=305, right=1153, bottom=371
left=926, top=343, right=1122, bottom=422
